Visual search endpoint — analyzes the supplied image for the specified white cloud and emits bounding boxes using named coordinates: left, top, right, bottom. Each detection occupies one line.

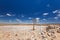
left=57, top=14, right=60, bottom=17
left=28, top=17, right=32, bottom=19
left=36, top=18, right=40, bottom=23
left=6, top=13, right=15, bottom=16
left=52, top=10, right=60, bottom=14
left=52, top=10, right=58, bottom=14
left=36, top=18, right=40, bottom=20
left=16, top=19, right=22, bottom=23
left=58, top=10, right=60, bottom=14
left=43, top=13, right=48, bottom=16
left=42, top=19, right=47, bottom=21
left=54, top=17, right=58, bottom=20
left=52, top=10, right=60, bottom=18
left=6, top=13, right=12, bottom=16
left=16, top=18, right=33, bottom=24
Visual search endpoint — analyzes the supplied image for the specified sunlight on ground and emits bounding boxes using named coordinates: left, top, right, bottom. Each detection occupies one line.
left=0, top=25, right=60, bottom=40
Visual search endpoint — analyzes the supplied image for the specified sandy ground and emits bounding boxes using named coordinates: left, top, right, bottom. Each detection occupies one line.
left=0, top=25, right=60, bottom=40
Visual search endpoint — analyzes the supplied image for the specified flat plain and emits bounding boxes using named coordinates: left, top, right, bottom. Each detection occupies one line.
left=0, top=24, right=60, bottom=40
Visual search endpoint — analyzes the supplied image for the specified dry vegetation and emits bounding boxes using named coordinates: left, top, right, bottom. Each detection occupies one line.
left=0, top=24, right=60, bottom=40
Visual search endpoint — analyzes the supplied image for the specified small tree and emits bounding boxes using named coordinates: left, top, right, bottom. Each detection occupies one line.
left=32, top=18, right=40, bottom=30
left=32, top=18, right=36, bottom=30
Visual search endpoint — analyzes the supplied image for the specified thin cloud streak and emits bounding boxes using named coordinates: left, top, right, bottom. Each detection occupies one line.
left=43, top=13, right=48, bottom=16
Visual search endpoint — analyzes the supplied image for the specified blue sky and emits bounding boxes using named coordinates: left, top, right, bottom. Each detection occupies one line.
left=0, top=0, right=60, bottom=24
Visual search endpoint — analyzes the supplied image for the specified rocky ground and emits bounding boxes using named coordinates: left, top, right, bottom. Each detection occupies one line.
left=0, top=25, right=60, bottom=40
